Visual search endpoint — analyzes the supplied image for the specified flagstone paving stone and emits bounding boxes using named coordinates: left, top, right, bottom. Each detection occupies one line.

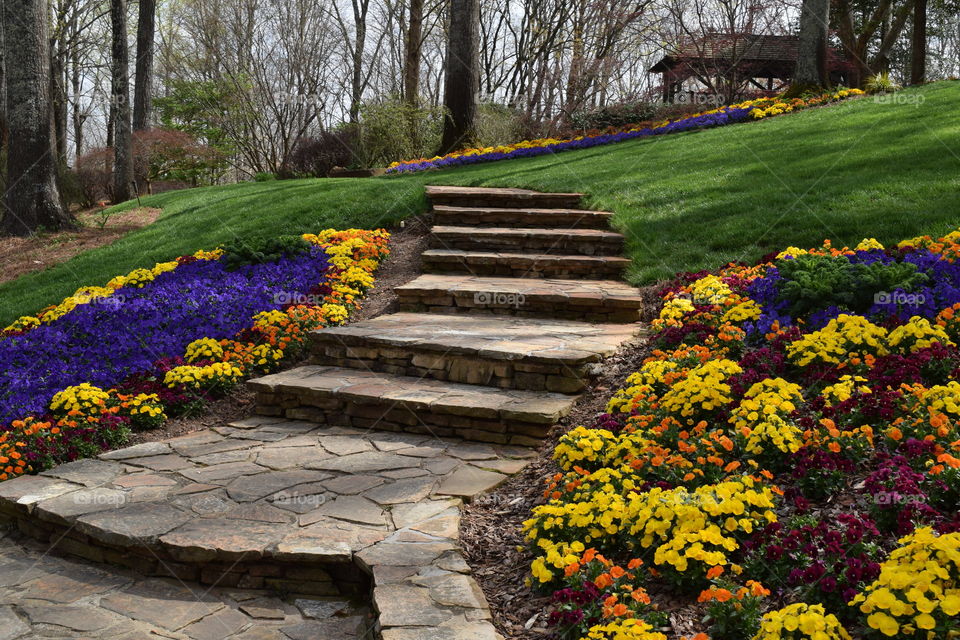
left=0, top=532, right=374, bottom=639
left=0, top=423, right=528, bottom=639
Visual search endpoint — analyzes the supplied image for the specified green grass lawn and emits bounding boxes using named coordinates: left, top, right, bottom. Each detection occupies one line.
left=2, top=81, right=959, bottom=326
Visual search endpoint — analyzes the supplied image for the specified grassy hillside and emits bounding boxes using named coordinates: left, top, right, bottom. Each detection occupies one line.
left=2, top=81, right=959, bottom=326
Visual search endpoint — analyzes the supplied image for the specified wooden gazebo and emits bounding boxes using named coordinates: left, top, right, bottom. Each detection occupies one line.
left=649, top=33, right=851, bottom=102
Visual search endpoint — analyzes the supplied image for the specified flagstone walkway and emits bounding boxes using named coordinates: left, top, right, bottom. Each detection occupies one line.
left=0, top=185, right=646, bottom=639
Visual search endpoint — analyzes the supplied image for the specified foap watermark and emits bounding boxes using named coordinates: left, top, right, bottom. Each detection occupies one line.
left=873, top=492, right=926, bottom=505
left=274, top=291, right=325, bottom=306
left=674, top=91, right=726, bottom=106
left=873, top=92, right=925, bottom=107
left=271, top=491, right=328, bottom=508
left=73, top=492, right=127, bottom=507
left=874, top=291, right=926, bottom=307
left=68, top=294, right=125, bottom=310
left=474, top=291, right=526, bottom=308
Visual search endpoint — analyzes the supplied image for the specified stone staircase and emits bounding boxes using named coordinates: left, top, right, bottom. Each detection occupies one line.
left=0, top=185, right=647, bottom=640
left=249, top=185, right=646, bottom=446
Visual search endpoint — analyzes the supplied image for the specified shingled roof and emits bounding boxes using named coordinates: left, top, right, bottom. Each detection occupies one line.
left=649, top=33, right=800, bottom=72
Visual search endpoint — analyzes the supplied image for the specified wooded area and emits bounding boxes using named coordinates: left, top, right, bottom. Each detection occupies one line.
left=1, top=0, right=958, bottom=234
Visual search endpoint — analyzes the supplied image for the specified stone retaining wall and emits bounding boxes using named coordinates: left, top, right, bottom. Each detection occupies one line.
left=253, top=393, right=549, bottom=447
left=310, top=344, right=588, bottom=393
left=0, top=509, right=368, bottom=597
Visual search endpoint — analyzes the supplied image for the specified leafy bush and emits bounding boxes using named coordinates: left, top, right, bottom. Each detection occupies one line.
left=570, top=100, right=661, bottom=131
left=776, top=254, right=928, bottom=318
left=280, top=129, right=358, bottom=178
left=475, top=103, right=524, bottom=147
left=253, top=172, right=276, bottom=182
left=356, top=98, right=445, bottom=167
left=219, top=235, right=312, bottom=270
left=133, top=128, right=228, bottom=192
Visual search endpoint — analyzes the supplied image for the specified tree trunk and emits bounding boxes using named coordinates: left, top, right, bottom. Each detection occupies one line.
left=349, top=0, right=369, bottom=122
left=910, top=0, right=927, bottom=84
left=71, top=48, right=84, bottom=160
left=1, top=0, right=74, bottom=236
left=133, top=0, right=156, bottom=130
left=403, top=0, right=423, bottom=105
left=50, top=47, right=67, bottom=166
left=794, top=0, right=830, bottom=88
left=439, top=0, right=479, bottom=154
left=111, top=0, right=133, bottom=202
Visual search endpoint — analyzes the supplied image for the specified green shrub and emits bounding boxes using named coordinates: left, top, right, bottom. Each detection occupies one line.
left=253, top=172, right=276, bottom=182
left=356, top=98, right=445, bottom=167
left=775, top=253, right=928, bottom=317
left=570, top=100, right=661, bottom=131
left=475, top=103, right=524, bottom=147
left=220, top=235, right=311, bottom=270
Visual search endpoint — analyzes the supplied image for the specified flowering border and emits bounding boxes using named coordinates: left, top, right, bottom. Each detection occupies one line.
left=386, top=90, right=865, bottom=174
left=524, top=229, right=960, bottom=640
left=0, top=229, right=390, bottom=482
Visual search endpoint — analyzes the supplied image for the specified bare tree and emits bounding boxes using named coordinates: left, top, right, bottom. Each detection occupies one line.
left=1, top=0, right=75, bottom=235
left=110, top=0, right=133, bottom=201
left=134, top=0, right=156, bottom=129
left=835, top=0, right=914, bottom=86
left=440, top=0, right=480, bottom=153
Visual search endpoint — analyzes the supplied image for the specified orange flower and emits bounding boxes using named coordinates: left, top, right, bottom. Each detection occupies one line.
left=706, top=566, right=724, bottom=579
left=630, top=588, right=651, bottom=604
left=610, top=566, right=626, bottom=579
left=582, top=549, right=597, bottom=563
left=611, top=603, right=628, bottom=617
left=938, top=453, right=960, bottom=468
left=603, top=595, right=618, bottom=608
left=724, top=461, right=741, bottom=473
left=828, top=442, right=841, bottom=453
left=713, top=589, right=733, bottom=602
left=746, top=580, right=770, bottom=597
left=594, top=573, right=613, bottom=589
left=627, top=558, right=643, bottom=570
left=564, top=562, right=580, bottom=577
left=888, top=427, right=903, bottom=441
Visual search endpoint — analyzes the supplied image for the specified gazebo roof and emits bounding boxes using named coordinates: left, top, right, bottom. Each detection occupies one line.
left=649, top=33, right=846, bottom=73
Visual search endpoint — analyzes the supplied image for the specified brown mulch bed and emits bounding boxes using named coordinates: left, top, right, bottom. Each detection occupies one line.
left=459, top=332, right=657, bottom=639
left=351, top=214, right=432, bottom=321
left=0, top=207, right=163, bottom=285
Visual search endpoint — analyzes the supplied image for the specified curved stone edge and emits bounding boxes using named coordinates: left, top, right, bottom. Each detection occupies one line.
left=0, top=433, right=525, bottom=639
left=356, top=505, right=504, bottom=640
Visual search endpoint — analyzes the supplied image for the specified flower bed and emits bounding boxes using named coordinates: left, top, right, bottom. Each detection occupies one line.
left=386, top=91, right=865, bottom=174
left=524, top=230, right=960, bottom=639
left=0, top=229, right=389, bottom=481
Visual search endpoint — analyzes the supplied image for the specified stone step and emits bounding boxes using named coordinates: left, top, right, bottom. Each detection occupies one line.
left=422, top=248, right=630, bottom=279
left=396, top=274, right=645, bottom=323
left=430, top=225, right=625, bottom=256
left=248, top=366, right=577, bottom=446
left=426, top=185, right=582, bottom=209
left=433, top=205, right=614, bottom=229
left=309, top=313, right=640, bottom=393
